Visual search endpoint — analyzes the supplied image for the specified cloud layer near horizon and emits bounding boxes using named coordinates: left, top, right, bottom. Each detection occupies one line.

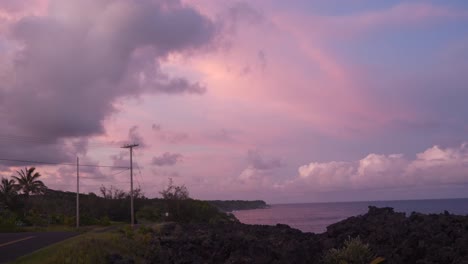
left=295, top=143, right=468, bottom=192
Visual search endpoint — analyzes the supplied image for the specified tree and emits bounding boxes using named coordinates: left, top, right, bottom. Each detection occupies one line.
left=12, top=167, right=46, bottom=198
left=160, top=178, right=189, bottom=221
left=0, top=177, right=18, bottom=210
left=99, top=185, right=144, bottom=200
left=100, top=185, right=126, bottom=200
left=160, top=178, right=189, bottom=200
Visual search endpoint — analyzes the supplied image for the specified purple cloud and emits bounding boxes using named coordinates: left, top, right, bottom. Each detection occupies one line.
left=247, top=149, right=284, bottom=170
left=0, top=0, right=215, bottom=163
left=152, top=152, right=183, bottom=166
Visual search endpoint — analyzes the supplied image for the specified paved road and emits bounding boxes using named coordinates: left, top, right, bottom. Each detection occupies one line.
left=0, top=232, right=78, bottom=263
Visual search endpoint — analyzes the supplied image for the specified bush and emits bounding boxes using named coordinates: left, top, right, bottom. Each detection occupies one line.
left=323, top=237, right=385, bottom=264
left=99, top=216, right=111, bottom=226
left=0, top=210, right=20, bottom=232
left=80, top=215, right=99, bottom=226
left=136, top=205, right=164, bottom=223
left=24, top=212, right=48, bottom=227
left=64, top=215, right=75, bottom=227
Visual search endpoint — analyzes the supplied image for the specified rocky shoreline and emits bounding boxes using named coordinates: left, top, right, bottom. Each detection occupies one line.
left=111, top=206, right=468, bottom=263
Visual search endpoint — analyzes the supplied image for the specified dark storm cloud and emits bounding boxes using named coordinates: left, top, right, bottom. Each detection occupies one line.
left=151, top=152, right=182, bottom=166
left=0, top=0, right=216, bottom=163
left=0, top=137, right=90, bottom=165
left=2, top=0, right=214, bottom=138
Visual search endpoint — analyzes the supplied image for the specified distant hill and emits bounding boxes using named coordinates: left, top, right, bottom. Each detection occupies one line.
left=207, top=200, right=269, bottom=212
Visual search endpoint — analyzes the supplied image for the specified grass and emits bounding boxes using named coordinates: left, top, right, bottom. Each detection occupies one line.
left=12, top=224, right=155, bottom=264
left=13, top=231, right=132, bottom=264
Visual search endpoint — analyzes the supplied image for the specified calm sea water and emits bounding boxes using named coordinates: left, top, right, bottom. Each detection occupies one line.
left=232, top=198, right=468, bottom=234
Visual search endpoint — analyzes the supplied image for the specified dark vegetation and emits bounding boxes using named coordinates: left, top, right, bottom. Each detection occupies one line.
left=5, top=167, right=467, bottom=263
left=207, top=199, right=268, bottom=212
left=101, top=206, right=468, bottom=264
left=0, top=168, right=238, bottom=232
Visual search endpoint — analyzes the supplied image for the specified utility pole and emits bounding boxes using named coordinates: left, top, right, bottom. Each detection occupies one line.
left=122, top=144, right=138, bottom=227
left=76, top=156, right=80, bottom=229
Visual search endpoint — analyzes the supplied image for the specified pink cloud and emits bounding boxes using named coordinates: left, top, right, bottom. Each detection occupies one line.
left=293, top=143, right=468, bottom=192
left=172, top=2, right=437, bottom=140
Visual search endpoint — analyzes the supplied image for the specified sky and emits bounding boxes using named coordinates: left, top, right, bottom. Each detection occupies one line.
left=1, top=0, right=468, bottom=203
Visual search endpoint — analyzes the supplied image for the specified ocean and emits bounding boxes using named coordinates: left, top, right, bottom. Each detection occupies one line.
left=232, top=198, right=468, bottom=234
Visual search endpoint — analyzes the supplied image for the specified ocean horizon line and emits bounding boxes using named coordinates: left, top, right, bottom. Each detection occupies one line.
left=270, top=196, right=468, bottom=207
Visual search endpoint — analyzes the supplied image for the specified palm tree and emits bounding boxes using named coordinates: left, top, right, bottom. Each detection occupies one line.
left=0, top=177, right=18, bottom=209
left=12, top=167, right=46, bottom=198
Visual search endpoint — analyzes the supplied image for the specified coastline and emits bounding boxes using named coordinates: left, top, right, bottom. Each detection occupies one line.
left=15, top=206, right=468, bottom=263
left=105, top=206, right=468, bottom=263
left=232, top=197, right=468, bottom=233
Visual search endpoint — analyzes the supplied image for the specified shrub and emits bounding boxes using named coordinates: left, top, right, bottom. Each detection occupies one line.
left=0, top=210, right=20, bottom=232
left=24, top=212, right=48, bottom=227
left=323, top=237, right=385, bottom=264
left=136, top=205, right=164, bottom=223
left=64, top=215, right=75, bottom=227
left=99, top=216, right=111, bottom=226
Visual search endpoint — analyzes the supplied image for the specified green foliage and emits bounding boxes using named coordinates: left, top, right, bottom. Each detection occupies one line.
left=12, top=167, right=46, bottom=197
left=24, top=211, right=48, bottom=227
left=323, top=237, right=384, bottom=264
left=160, top=178, right=189, bottom=200
left=80, top=215, right=99, bottom=226
left=0, top=210, right=21, bottom=232
left=208, top=200, right=268, bottom=212
left=99, top=216, right=111, bottom=226
left=136, top=205, right=164, bottom=223
left=118, top=225, right=135, bottom=239
left=0, top=177, right=19, bottom=210
left=63, top=215, right=75, bottom=227
left=135, top=199, right=238, bottom=224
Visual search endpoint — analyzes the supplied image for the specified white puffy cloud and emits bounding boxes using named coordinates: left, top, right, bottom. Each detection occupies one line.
left=237, top=149, right=283, bottom=189
left=295, top=143, right=468, bottom=191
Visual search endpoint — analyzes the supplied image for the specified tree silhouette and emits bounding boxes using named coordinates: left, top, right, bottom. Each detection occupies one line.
left=160, top=178, right=189, bottom=221
left=12, top=167, right=46, bottom=198
left=160, top=178, right=189, bottom=200
left=0, top=177, right=18, bottom=209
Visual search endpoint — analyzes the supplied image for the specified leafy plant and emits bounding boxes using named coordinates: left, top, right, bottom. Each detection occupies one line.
left=0, top=177, right=19, bottom=210
left=12, top=167, right=46, bottom=198
left=0, top=210, right=20, bottom=232
left=323, top=237, right=385, bottom=264
left=160, top=178, right=189, bottom=200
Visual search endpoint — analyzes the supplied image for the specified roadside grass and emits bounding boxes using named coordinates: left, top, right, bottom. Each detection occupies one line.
left=13, top=231, right=132, bottom=264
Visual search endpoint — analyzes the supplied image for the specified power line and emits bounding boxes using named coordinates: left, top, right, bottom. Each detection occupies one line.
left=0, top=158, right=128, bottom=169
left=110, top=168, right=131, bottom=177
left=0, top=134, right=123, bottom=149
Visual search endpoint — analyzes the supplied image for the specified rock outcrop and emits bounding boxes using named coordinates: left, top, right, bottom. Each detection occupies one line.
left=109, top=206, right=468, bottom=263
left=322, top=206, right=468, bottom=263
